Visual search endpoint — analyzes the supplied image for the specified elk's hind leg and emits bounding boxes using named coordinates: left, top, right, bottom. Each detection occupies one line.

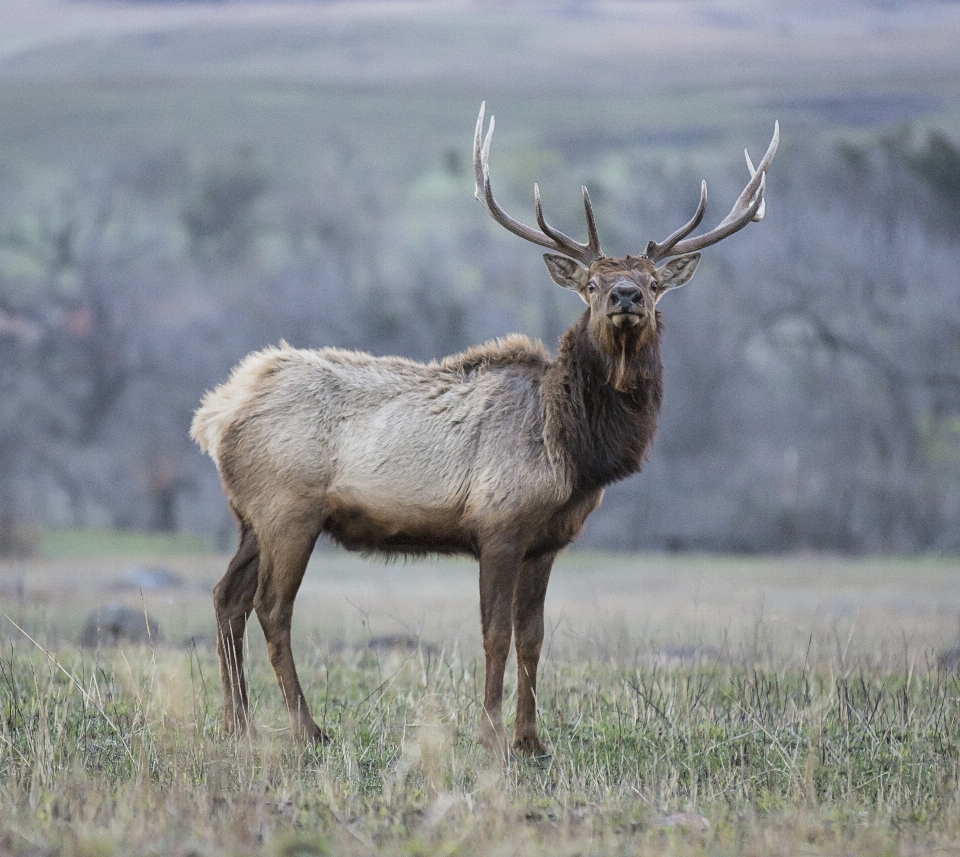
left=214, top=518, right=260, bottom=733
left=254, top=519, right=327, bottom=743
left=512, top=552, right=556, bottom=756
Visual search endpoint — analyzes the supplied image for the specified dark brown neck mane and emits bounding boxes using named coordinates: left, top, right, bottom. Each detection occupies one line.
left=543, top=311, right=663, bottom=491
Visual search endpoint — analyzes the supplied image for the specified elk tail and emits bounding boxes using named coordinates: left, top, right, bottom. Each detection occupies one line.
left=191, top=344, right=290, bottom=463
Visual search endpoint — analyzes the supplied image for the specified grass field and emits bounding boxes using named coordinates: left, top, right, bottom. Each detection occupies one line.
left=3, top=0, right=960, bottom=187
left=2, top=537, right=960, bottom=855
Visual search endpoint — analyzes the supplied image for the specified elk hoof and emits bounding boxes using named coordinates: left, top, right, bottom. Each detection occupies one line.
left=479, top=724, right=509, bottom=758
left=223, top=711, right=254, bottom=736
left=297, top=722, right=331, bottom=745
left=512, top=734, right=549, bottom=758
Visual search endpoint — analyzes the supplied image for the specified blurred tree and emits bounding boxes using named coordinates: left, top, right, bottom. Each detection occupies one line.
left=2, top=128, right=960, bottom=553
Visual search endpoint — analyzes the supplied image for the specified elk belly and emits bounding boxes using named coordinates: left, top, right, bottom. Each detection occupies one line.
left=320, top=489, right=475, bottom=556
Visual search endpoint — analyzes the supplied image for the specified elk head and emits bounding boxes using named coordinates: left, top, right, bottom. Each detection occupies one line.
left=474, top=103, right=779, bottom=375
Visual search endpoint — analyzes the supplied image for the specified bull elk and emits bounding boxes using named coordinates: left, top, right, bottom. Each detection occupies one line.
left=191, top=104, right=779, bottom=755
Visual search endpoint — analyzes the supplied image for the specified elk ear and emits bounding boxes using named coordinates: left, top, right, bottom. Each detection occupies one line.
left=543, top=253, right=589, bottom=301
left=654, top=253, right=700, bottom=301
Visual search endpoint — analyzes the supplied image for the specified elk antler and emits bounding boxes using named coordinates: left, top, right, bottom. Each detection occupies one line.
left=644, top=121, right=780, bottom=263
left=474, top=103, right=603, bottom=266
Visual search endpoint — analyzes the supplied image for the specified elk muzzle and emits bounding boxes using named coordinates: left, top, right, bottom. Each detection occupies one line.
left=607, top=283, right=646, bottom=328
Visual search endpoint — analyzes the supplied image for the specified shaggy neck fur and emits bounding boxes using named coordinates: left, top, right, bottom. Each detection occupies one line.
left=543, top=310, right=664, bottom=491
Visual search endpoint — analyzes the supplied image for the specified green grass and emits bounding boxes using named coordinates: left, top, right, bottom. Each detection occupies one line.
left=2, top=633, right=960, bottom=855
left=2, top=542, right=960, bottom=855
left=37, top=529, right=214, bottom=560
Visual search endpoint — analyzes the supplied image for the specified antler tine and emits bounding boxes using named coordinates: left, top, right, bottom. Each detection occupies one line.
left=744, top=128, right=779, bottom=222
left=473, top=103, right=488, bottom=205
left=533, top=184, right=604, bottom=262
left=643, top=180, right=707, bottom=260
left=744, top=151, right=764, bottom=220
left=473, top=103, right=602, bottom=266
left=647, top=121, right=779, bottom=262
left=731, top=118, right=778, bottom=223
left=582, top=186, right=602, bottom=259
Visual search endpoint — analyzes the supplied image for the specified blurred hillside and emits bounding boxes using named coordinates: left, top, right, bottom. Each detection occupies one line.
left=2, top=0, right=960, bottom=554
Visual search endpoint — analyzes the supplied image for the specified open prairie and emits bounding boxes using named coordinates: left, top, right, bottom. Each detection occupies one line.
left=3, top=0, right=960, bottom=178
left=2, top=540, right=960, bottom=855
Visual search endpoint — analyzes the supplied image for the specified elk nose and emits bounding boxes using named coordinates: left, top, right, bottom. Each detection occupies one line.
left=609, top=284, right=643, bottom=312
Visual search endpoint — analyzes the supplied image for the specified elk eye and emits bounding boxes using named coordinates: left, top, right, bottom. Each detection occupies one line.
left=587, top=280, right=598, bottom=294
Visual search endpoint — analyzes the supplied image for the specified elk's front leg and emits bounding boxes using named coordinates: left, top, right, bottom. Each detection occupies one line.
left=512, top=552, right=555, bottom=756
left=478, top=543, right=520, bottom=754
left=214, top=520, right=260, bottom=733
left=254, top=526, right=328, bottom=743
